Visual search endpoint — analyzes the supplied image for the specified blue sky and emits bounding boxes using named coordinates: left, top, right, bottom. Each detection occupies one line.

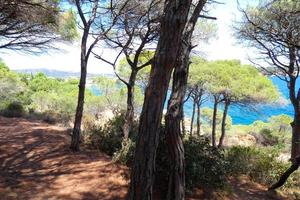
left=1, top=0, right=256, bottom=74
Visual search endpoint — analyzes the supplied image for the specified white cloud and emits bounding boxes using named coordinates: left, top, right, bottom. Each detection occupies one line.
left=1, top=0, right=257, bottom=73
left=1, top=41, right=116, bottom=74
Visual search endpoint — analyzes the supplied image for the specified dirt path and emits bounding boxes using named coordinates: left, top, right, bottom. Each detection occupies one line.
left=0, top=117, right=128, bottom=200
left=0, top=116, right=292, bottom=200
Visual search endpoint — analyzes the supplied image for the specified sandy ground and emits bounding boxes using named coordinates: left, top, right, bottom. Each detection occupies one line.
left=0, top=116, right=292, bottom=200
left=0, top=116, right=128, bottom=200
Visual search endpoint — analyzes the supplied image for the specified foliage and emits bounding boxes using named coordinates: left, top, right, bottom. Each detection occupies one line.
left=155, top=134, right=228, bottom=195
left=225, top=146, right=300, bottom=188
left=183, top=136, right=228, bottom=190
left=87, top=112, right=138, bottom=156
left=0, top=101, right=25, bottom=118
left=202, top=107, right=232, bottom=130
left=88, top=113, right=125, bottom=156
left=113, top=139, right=136, bottom=166
left=189, top=58, right=279, bottom=103
left=92, top=76, right=127, bottom=112
left=58, top=9, right=79, bottom=40
left=0, top=0, right=77, bottom=53
left=236, top=0, right=300, bottom=77
left=249, top=114, right=293, bottom=149
left=117, top=51, right=153, bottom=90
left=0, top=60, right=26, bottom=108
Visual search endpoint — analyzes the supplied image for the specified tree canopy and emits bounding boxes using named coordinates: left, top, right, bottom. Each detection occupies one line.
left=0, top=0, right=78, bottom=53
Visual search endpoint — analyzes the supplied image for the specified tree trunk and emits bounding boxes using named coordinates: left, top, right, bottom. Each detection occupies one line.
left=269, top=156, right=300, bottom=190
left=190, top=101, right=196, bottom=135
left=165, top=34, right=190, bottom=200
left=164, top=1, right=206, bottom=197
left=286, top=49, right=300, bottom=161
left=128, top=1, right=192, bottom=199
left=123, top=71, right=137, bottom=139
left=218, top=100, right=230, bottom=148
left=70, top=30, right=89, bottom=152
left=165, top=107, right=185, bottom=200
left=211, top=96, right=219, bottom=147
left=270, top=59, right=300, bottom=188
left=288, top=77, right=300, bottom=161
left=196, top=100, right=201, bottom=136
left=291, top=115, right=300, bottom=161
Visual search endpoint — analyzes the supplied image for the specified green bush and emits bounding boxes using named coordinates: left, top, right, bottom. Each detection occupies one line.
left=251, top=128, right=279, bottom=146
left=87, top=112, right=138, bottom=156
left=1, top=101, right=25, bottom=117
left=112, top=139, right=136, bottom=166
left=110, top=127, right=229, bottom=191
left=225, top=146, right=300, bottom=187
left=89, top=114, right=124, bottom=156
left=184, top=136, right=228, bottom=190
left=42, top=111, right=59, bottom=124
left=155, top=134, right=228, bottom=195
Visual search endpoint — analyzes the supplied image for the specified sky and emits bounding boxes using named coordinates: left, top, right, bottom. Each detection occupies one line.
left=1, top=0, right=254, bottom=74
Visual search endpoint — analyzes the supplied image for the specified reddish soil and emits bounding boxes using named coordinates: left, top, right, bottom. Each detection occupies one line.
left=0, top=116, right=292, bottom=200
left=0, top=116, right=128, bottom=200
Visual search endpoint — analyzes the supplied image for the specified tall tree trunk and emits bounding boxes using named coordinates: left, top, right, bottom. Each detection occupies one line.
left=288, top=77, right=300, bottom=161
left=70, top=30, right=89, bottom=152
left=165, top=2, right=206, bottom=198
left=128, top=1, right=192, bottom=199
left=123, top=71, right=137, bottom=139
left=196, top=100, right=201, bottom=136
left=165, top=32, right=189, bottom=200
left=165, top=92, right=186, bottom=200
left=218, top=99, right=230, bottom=148
left=190, top=101, right=196, bottom=135
left=268, top=40, right=300, bottom=190
left=287, top=50, right=300, bottom=161
left=211, top=96, right=219, bottom=147
left=291, top=110, right=300, bottom=161
left=269, top=55, right=300, bottom=189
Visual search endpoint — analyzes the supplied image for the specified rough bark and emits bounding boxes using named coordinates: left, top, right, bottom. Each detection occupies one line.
left=123, top=71, right=137, bottom=139
left=165, top=32, right=189, bottom=200
left=165, top=2, right=207, bottom=199
left=291, top=116, right=300, bottom=161
left=70, top=30, right=89, bottom=152
left=165, top=104, right=185, bottom=200
left=211, top=96, right=219, bottom=147
left=128, top=1, right=192, bottom=199
left=218, top=99, right=230, bottom=148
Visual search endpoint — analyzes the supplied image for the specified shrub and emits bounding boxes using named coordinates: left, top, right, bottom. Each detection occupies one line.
left=184, top=136, right=228, bottom=190
left=89, top=114, right=124, bottom=156
left=261, top=128, right=277, bottom=143
left=42, top=111, right=59, bottom=124
left=87, top=111, right=138, bottom=156
left=1, top=101, right=25, bottom=117
left=86, top=115, right=228, bottom=192
left=155, top=134, right=228, bottom=196
left=112, top=139, right=136, bottom=166
left=225, top=146, right=300, bottom=187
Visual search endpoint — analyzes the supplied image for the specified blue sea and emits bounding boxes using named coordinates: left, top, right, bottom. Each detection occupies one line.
left=183, top=76, right=297, bottom=125
left=91, top=76, right=298, bottom=125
